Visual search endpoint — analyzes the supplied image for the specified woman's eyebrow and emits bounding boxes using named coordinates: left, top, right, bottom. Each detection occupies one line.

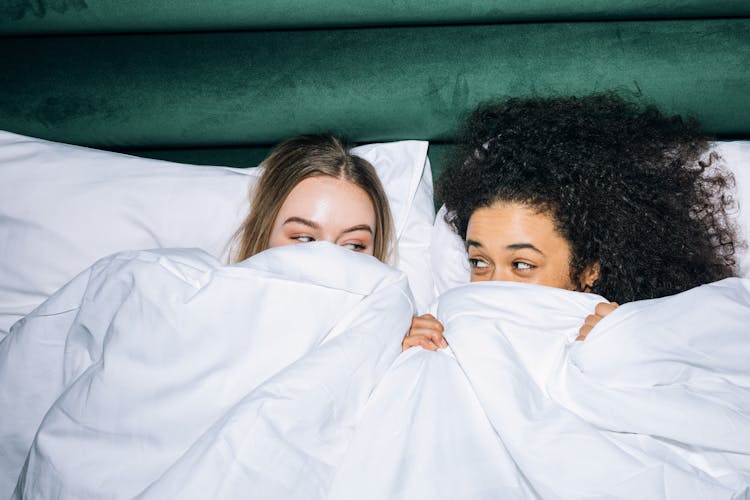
left=283, top=217, right=320, bottom=229
left=466, top=239, right=483, bottom=248
left=507, top=243, right=544, bottom=255
left=342, top=224, right=373, bottom=235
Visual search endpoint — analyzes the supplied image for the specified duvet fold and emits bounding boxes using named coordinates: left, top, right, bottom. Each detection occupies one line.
left=1, top=243, right=413, bottom=498
left=329, top=280, right=750, bottom=500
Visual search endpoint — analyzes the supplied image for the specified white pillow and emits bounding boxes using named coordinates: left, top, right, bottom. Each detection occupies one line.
left=0, top=131, right=435, bottom=336
left=431, top=141, right=750, bottom=295
left=431, top=204, right=471, bottom=295
left=352, top=141, right=436, bottom=313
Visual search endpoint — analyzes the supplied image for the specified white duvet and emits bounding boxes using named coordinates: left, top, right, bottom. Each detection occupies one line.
left=2, top=246, right=749, bottom=499
left=330, top=280, right=750, bottom=500
left=0, top=244, right=414, bottom=498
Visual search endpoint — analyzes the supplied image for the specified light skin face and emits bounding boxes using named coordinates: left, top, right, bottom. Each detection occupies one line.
left=268, top=176, right=376, bottom=255
left=403, top=201, right=609, bottom=351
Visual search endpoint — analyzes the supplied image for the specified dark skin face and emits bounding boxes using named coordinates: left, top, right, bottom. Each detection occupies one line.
left=402, top=201, right=608, bottom=352
left=466, top=201, right=599, bottom=289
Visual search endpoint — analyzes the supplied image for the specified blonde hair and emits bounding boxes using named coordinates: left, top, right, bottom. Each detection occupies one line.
left=233, top=134, right=394, bottom=263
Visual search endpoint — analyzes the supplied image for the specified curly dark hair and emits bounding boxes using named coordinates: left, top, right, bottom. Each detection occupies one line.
left=438, top=93, right=738, bottom=303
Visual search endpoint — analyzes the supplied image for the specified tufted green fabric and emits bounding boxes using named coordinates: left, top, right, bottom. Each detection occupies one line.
left=2, top=0, right=749, bottom=34
left=1, top=2, right=749, bottom=183
left=3, top=19, right=749, bottom=153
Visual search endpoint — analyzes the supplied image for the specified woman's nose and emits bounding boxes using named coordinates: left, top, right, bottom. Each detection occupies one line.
left=318, top=234, right=338, bottom=245
left=490, top=268, right=516, bottom=283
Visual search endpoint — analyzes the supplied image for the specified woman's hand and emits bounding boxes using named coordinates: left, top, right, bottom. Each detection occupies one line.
left=402, top=314, right=448, bottom=351
left=577, top=302, right=619, bottom=341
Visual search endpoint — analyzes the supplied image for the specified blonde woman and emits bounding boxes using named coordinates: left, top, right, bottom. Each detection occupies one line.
left=233, top=134, right=394, bottom=263
left=3, top=135, right=411, bottom=497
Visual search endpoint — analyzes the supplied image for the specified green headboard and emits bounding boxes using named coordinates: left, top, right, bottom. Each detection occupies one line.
left=2, top=1, right=749, bottom=179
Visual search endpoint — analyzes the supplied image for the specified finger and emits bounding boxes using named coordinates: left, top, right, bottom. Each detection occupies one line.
left=594, top=301, right=619, bottom=317
left=409, top=326, right=443, bottom=337
left=577, top=324, right=593, bottom=341
left=583, top=314, right=601, bottom=328
left=426, top=329, right=448, bottom=349
left=402, top=335, right=438, bottom=351
left=411, top=315, right=444, bottom=332
left=409, top=325, right=449, bottom=348
left=412, top=336, right=439, bottom=351
left=410, top=328, right=448, bottom=348
left=402, top=335, right=419, bottom=351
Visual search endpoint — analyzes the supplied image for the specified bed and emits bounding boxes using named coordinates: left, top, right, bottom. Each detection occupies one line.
left=2, top=2, right=750, bottom=499
left=3, top=0, right=750, bottom=316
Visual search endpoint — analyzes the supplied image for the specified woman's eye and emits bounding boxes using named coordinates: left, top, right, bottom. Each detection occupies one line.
left=513, top=261, right=535, bottom=271
left=292, top=235, right=314, bottom=243
left=469, top=258, right=489, bottom=269
left=342, top=242, right=366, bottom=251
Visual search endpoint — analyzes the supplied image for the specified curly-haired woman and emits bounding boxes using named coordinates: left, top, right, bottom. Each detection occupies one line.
left=404, top=93, right=738, bottom=350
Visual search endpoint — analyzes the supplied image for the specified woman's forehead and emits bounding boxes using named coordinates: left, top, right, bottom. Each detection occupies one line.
left=467, top=202, right=567, bottom=250
left=277, top=176, right=375, bottom=227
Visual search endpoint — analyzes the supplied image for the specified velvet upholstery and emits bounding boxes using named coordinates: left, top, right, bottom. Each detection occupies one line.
left=1, top=3, right=749, bottom=179
left=2, top=0, right=749, bottom=34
